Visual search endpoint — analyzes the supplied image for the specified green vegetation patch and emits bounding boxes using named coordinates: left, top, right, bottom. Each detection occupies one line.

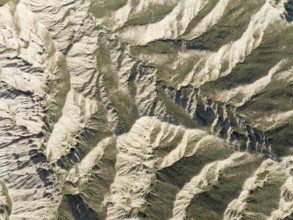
left=202, top=24, right=293, bottom=96
left=267, top=123, right=293, bottom=157
left=0, top=181, right=12, bottom=216
left=131, top=40, right=201, bottom=87
left=185, top=154, right=262, bottom=220
left=246, top=171, right=286, bottom=217
left=56, top=103, right=111, bottom=170
left=96, top=38, right=139, bottom=133
left=44, top=56, right=71, bottom=134
left=183, top=0, right=218, bottom=37
left=131, top=40, right=180, bottom=56
left=152, top=128, right=185, bottom=164
left=89, top=0, right=128, bottom=18
left=80, top=138, right=117, bottom=219
left=238, top=82, right=293, bottom=120
left=126, top=3, right=177, bottom=26
left=0, top=0, right=9, bottom=6
left=142, top=141, right=233, bottom=219
left=185, top=0, right=266, bottom=51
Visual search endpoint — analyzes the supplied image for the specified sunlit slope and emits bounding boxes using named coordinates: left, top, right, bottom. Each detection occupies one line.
left=0, top=0, right=292, bottom=219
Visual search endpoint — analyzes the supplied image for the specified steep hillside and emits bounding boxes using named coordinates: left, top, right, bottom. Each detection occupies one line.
left=0, top=0, right=292, bottom=219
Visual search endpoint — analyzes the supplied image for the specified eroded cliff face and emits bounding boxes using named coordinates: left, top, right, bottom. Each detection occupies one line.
left=0, top=0, right=292, bottom=219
